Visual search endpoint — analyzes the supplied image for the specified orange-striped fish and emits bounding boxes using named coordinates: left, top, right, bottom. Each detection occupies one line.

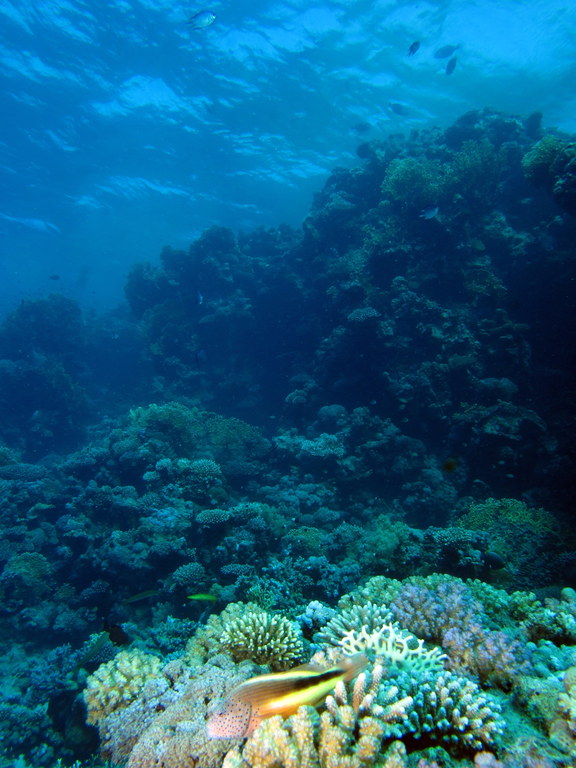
left=206, top=653, right=367, bottom=739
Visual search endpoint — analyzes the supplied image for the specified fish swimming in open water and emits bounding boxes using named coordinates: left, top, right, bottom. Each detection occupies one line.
left=445, top=56, right=457, bottom=75
left=206, top=653, right=368, bottom=739
left=420, top=205, right=439, bottom=220
left=408, top=41, right=420, bottom=56
left=187, top=10, right=216, bottom=29
left=434, top=44, right=459, bottom=59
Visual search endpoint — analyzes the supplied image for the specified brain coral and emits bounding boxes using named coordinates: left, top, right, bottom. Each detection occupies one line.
left=83, top=648, right=163, bottom=725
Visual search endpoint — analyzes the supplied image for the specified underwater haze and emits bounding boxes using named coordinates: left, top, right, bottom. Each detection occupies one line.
left=2, top=2, right=576, bottom=768
left=1, top=0, right=575, bottom=310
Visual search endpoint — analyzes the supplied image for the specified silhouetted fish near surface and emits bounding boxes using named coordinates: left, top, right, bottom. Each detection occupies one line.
left=408, top=41, right=420, bottom=56
left=445, top=56, right=457, bottom=75
left=187, top=10, right=216, bottom=29
left=352, top=121, right=372, bottom=134
left=434, top=44, right=459, bottom=59
left=48, top=274, right=60, bottom=281
left=207, top=653, right=368, bottom=739
left=389, top=101, right=410, bottom=116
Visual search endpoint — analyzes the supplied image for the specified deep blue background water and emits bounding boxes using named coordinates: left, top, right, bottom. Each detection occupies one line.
left=1, top=0, right=575, bottom=312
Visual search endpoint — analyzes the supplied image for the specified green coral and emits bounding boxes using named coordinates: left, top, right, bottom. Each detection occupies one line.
left=456, top=497, right=558, bottom=535
left=381, top=140, right=502, bottom=212
left=129, top=401, right=269, bottom=465
left=521, top=135, right=566, bottom=185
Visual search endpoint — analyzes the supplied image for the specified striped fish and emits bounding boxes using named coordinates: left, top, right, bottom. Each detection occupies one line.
left=206, top=653, right=367, bottom=739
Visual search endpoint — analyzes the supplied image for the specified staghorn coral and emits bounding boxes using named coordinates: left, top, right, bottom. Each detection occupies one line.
left=83, top=648, right=164, bottom=726
left=222, top=663, right=413, bottom=768
left=220, top=607, right=304, bottom=671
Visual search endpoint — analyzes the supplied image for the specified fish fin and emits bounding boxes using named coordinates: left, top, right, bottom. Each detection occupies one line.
left=340, top=652, right=369, bottom=682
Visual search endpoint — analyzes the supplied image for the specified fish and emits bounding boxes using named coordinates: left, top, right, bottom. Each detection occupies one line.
left=48, top=274, right=61, bottom=281
left=352, top=121, right=371, bottom=135
left=187, top=10, right=216, bottom=29
left=187, top=592, right=217, bottom=601
left=408, top=41, right=420, bottom=56
left=445, top=56, right=457, bottom=75
left=0, top=212, right=60, bottom=233
left=441, top=457, right=458, bottom=473
left=420, top=205, right=439, bottom=220
left=207, top=653, right=368, bottom=739
left=121, top=589, right=161, bottom=604
left=389, top=101, right=409, bottom=116
left=434, top=44, right=459, bottom=59
left=103, top=619, right=131, bottom=646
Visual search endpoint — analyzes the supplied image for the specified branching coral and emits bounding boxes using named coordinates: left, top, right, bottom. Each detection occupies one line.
left=317, top=601, right=393, bottom=646
left=220, top=607, right=305, bottom=671
left=400, top=670, right=505, bottom=751
left=183, top=603, right=305, bottom=671
left=221, top=664, right=413, bottom=768
left=336, top=623, right=447, bottom=677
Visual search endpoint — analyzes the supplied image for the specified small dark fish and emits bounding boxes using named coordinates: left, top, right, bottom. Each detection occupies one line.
left=441, top=457, right=458, bottom=473
left=187, top=10, right=216, bottom=29
left=408, top=41, right=420, bottom=56
left=420, top=205, right=439, bottom=220
left=482, top=551, right=506, bottom=570
left=389, top=101, right=409, bottom=116
left=48, top=274, right=60, bottom=281
left=352, top=121, right=371, bottom=134
left=446, top=56, right=458, bottom=75
left=434, top=44, right=459, bottom=59
left=445, top=56, right=457, bottom=75
left=103, top=620, right=131, bottom=646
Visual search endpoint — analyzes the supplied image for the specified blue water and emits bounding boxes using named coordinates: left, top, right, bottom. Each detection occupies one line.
left=1, top=0, right=574, bottom=312
left=2, top=4, right=576, bottom=767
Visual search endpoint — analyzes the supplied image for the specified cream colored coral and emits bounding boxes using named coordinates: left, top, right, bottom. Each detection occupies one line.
left=83, top=648, right=163, bottom=725
left=338, top=623, right=447, bottom=674
left=222, top=666, right=412, bottom=768
left=220, top=608, right=304, bottom=671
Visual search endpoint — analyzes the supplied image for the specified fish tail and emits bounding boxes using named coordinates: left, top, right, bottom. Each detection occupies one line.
left=340, top=652, right=369, bottom=681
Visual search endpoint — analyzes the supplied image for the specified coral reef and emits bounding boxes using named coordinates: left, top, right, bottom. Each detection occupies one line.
left=1, top=107, right=576, bottom=768
left=219, top=607, right=305, bottom=670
